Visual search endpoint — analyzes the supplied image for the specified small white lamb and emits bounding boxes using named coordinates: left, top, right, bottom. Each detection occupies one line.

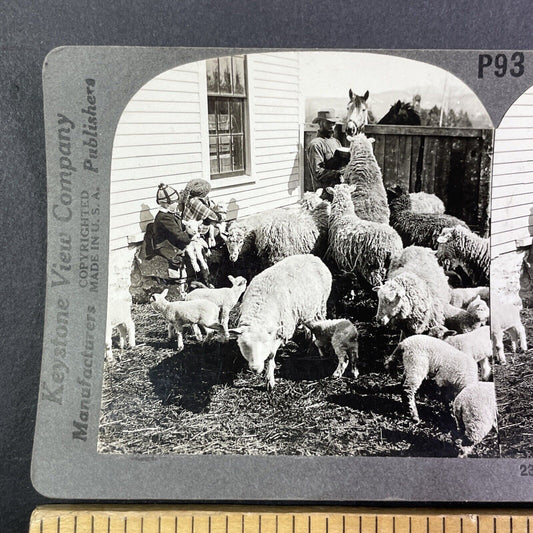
left=453, top=381, right=498, bottom=457
left=491, top=299, right=528, bottom=364
left=105, top=294, right=136, bottom=363
left=443, top=296, right=489, bottom=333
left=304, top=319, right=359, bottom=378
left=185, top=275, right=247, bottom=339
left=429, top=325, right=492, bottom=381
left=182, top=219, right=210, bottom=273
left=150, top=288, right=223, bottom=351
left=449, top=286, right=489, bottom=308
left=385, top=334, right=478, bottom=422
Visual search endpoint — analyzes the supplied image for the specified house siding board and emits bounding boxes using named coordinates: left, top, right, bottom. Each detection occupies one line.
left=109, top=52, right=303, bottom=251
left=491, top=86, right=533, bottom=258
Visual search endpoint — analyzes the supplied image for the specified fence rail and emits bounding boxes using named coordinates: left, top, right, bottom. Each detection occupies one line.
left=304, top=125, right=494, bottom=234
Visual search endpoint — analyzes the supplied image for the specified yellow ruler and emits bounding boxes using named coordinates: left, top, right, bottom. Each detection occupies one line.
left=29, top=506, right=532, bottom=533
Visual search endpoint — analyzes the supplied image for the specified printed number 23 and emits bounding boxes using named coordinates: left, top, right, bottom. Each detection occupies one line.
left=478, top=52, right=525, bottom=78
left=519, top=464, right=533, bottom=476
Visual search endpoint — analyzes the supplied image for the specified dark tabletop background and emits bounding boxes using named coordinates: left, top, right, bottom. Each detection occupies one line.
left=1, top=1, right=532, bottom=531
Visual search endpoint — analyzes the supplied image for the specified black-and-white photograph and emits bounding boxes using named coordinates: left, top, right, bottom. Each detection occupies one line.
left=98, top=51, right=496, bottom=458
left=490, top=84, right=533, bottom=458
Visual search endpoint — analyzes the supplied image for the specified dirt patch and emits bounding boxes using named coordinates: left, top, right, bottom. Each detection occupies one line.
left=98, top=280, right=498, bottom=457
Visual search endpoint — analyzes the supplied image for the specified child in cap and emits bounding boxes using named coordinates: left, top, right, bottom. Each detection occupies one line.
left=152, top=183, right=191, bottom=268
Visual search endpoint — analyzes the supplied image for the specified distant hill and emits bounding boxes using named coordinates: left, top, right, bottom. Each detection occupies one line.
left=305, top=89, right=492, bottom=128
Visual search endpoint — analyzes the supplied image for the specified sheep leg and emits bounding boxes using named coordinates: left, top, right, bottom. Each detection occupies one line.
left=508, top=327, right=518, bottom=353
left=167, top=322, right=175, bottom=340
left=175, top=326, right=184, bottom=352
left=116, top=323, right=127, bottom=351
left=126, top=318, right=136, bottom=348
left=479, top=357, right=492, bottom=381
left=332, top=349, right=349, bottom=378
left=457, top=437, right=475, bottom=458
left=517, top=323, right=528, bottom=352
left=186, top=249, right=201, bottom=272
left=191, top=324, right=203, bottom=342
left=402, top=374, right=423, bottom=422
left=105, top=329, right=115, bottom=364
left=492, top=330, right=506, bottom=364
left=220, top=307, right=230, bottom=340
left=314, top=338, right=327, bottom=358
left=265, top=355, right=276, bottom=391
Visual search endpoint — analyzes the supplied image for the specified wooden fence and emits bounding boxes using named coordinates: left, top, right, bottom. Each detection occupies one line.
left=304, top=125, right=494, bottom=235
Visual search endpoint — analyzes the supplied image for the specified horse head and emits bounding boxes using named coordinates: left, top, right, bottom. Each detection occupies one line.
left=345, top=89, right=369, bottom=136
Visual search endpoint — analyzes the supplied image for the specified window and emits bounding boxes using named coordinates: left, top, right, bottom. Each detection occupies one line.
left=206, top=55, right=247, bottom=178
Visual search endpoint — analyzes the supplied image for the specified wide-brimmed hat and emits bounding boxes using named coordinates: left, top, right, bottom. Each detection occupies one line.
left=312, top=109, right=341, bottom=124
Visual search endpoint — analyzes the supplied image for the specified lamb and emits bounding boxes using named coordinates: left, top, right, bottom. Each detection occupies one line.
left=436, top=225, right=490, bottom=286
left=384, top=335, right=479, bottom=422
left=453, top=382, right=498, bottom=457
left=343, top=133, right=390, bottom=224
left=327, top=183, right=403, bottom=287
left=443, top=296, right=489, bottom=334
left=185, top=275, right=247, bottom=339
left=428, top=325, right=492, bottom=381
left=387, top=185, right=469, bottom=249
left=409, top=192, right=445, bottom=214
left=449, top=286, right=489, bottom=308
left=105, top=294, right=136, bottom=363
left=150, top=288, right=223, bottom=352
left=304, top=319, right=359, bottom=378
left=229, top=255, right=332, bottom=390
left=491, top=299, right=527, bottom=364
left=181, top=219, right=210, bottom=274
left=376, top=246, right=450, bottom=335
left=254, top=198, right=330, bottom=266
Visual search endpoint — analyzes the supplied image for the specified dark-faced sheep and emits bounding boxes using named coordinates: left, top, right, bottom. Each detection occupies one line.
left=436, top=225, right=490, bottom=286
left=327, top=184, right=403, bottom=288
left=387, top=185, right=469, bottom=249
left=343, top=133, right=390, bottom=224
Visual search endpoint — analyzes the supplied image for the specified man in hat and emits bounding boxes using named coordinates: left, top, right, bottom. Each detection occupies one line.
left=306, top=109, right=345, bottom=191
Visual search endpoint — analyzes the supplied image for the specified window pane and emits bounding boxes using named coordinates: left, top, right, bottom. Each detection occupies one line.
left=231, top=100, right=243, bottom=133
left=232, top=57, right=246, bottom=95
left=209, top=136, right=219, bottom=174
left=208, top=98, right=217, bottom=134
left=216, top=99, right=230, bottom=133
left=219, top=57, right=232, bottom=94
left=232, top=135, right=244, bottom=171
left=206, top=58, right=219, bottom=93
left=219, top=135, right=232, bottom=173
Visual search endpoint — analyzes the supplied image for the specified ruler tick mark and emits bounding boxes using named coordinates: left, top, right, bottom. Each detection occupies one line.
left=460, top=517, right=463, bottom=533
left=260, top=515, right=262, bottom=533
left=158, top=516, right=161, bottom=533
left=276, top=515, right=278, bottom=533
left=175, top=516, right=178, bottom=533
left=409, top=516, right=412, bottom=533
left=375, top=515, right=378, bottom=533
left=74, top=516, right=77, bottom=533
left=108, top=516, right=111, bottom=533
left=91, top=515, right=94, bottom=533
left=342, top=515, right=345, bottom=533
left=209, top=516, right=212, bottom=533
left=326, top=516, right=329, bottom=533
left=57, top=516, right=60, bottom=533
left=393, top=516, right=396, bottom=533
left=141, top=516, right=144, bottom=533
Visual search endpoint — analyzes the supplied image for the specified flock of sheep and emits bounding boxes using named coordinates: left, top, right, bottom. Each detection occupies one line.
left=108, top=132, right=527, bottom=458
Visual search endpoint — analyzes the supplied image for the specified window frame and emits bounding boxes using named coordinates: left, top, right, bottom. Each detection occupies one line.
left=206, top=55, right=249, bottom=180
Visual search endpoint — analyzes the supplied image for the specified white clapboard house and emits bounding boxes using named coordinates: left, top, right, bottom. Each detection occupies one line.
left=108, top=52, right=304, bottom=290
left=492, top=86, right=533, bottom=258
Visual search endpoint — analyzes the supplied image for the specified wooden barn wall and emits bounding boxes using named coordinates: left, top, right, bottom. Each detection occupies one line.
left=491, top=87, right=533, bottom=258
left=304, top=125, right=493, bottom=235
left=109, top=52, right=302, bottom=252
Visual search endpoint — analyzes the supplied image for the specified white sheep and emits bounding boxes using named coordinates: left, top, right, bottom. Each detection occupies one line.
left=343, top=133, right=390, bottom=224
left=230, top=254, right=332, bottom=390
left=181, top=219, right=210, bottom=274
left=150, top=289, right=223, bottom=352
left=491, top=299, right=528, bottom=364
left=327, top=183, right=403, bottom=287
left=429, top=325, right=492, bottom=381
left=384, top=334, right=478, bottom=422
left=449, top=286, right=489, bottom=308
left=443, top=296, right=489, bottom=334
left=304, top=319, right=359, bottom=378
left=254, top=198, right=330, bottom=266
left=436, top=225, right=490, bottom=286
left=409, top=192, right=445, bottom=214
left=185, top=275, right=247, bottom=339
left=376, top=246, right=450, bottom=335
left=105, top=294, right=136, bottom=363
left=453, top=382, right=498, bottom=457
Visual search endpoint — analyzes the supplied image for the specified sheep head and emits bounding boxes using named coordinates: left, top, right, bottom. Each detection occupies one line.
left=376, top=282, right=405, bottom=326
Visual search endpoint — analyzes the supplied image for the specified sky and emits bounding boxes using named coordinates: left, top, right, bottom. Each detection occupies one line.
left=297, top=51, right=492, bottom=126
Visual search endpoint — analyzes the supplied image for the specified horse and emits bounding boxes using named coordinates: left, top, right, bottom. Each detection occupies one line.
left=344, top=89, right=370, bottom=137
left=378, top=100, right=421, bottom=125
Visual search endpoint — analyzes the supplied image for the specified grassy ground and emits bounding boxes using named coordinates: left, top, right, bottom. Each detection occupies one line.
left=98, top=280, right=498, bottom=457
